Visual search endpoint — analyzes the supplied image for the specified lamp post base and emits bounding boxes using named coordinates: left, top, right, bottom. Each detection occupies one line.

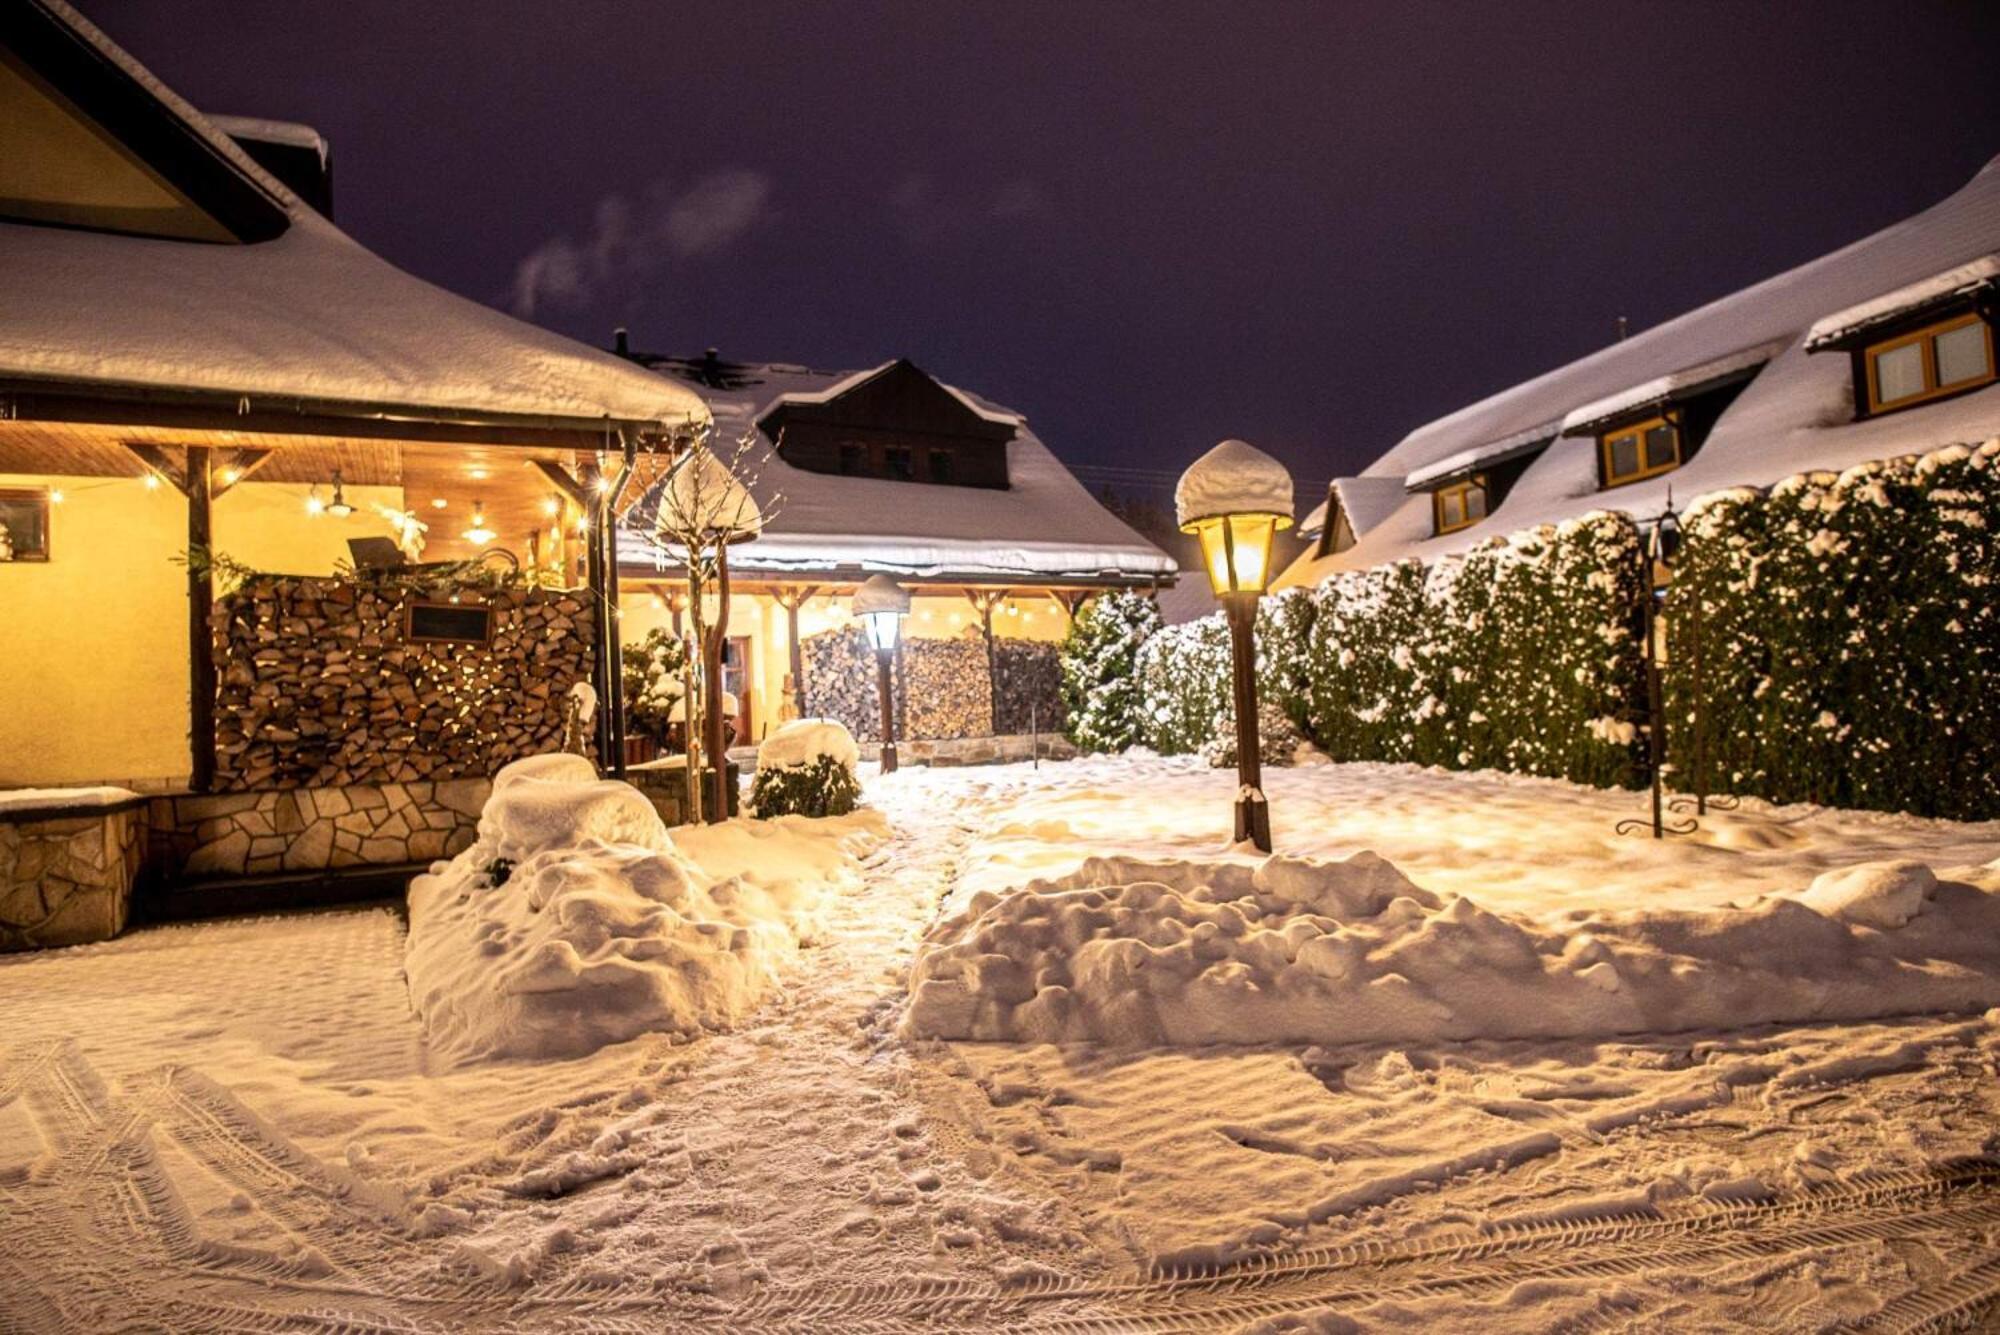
left=880, top=743, right=898, bottom=775
left=1234, top=789, right=1271, bottom=852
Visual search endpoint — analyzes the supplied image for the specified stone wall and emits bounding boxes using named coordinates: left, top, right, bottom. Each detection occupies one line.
left=214, top=577, right=595, bottom=790
left=801, top=628, right=1062, bottom=742
left=150, top=779, right=489, bottom=879
left=1, top=801, right=144, bottom=951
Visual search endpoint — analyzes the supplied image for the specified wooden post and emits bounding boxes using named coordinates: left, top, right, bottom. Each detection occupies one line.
left=965, top=589, right=1004, bottom=728
left=1225, top=595, right=1270, bottom=852
left=581, top=464, right=612, bottom=770
left=187, top=445, right=216, bottom=793
left=705, top=541, right=732, bottom=821
left=773, top=584, right=818, bottom=717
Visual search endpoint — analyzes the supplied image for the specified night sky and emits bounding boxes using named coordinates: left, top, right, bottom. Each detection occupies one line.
left=92, top=1, right=2000, bottom=502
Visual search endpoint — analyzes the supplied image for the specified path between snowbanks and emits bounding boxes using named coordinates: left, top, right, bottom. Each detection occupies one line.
left=903, top=852, right=2000, bottom=1046
left=408, top=753, right=884, bottom=1064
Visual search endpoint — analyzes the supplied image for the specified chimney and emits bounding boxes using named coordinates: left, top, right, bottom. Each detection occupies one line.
left=613, top=327, right=630, bottom=357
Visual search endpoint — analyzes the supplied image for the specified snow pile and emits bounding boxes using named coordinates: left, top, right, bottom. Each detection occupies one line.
left=903, top=852, right=2000, bottom=1047
left=756, top=719, right=860, bottom=773
left=407, top=754, right=877, bottom=1064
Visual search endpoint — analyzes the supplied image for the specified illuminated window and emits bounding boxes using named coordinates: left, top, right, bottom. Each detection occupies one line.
left=0, top=487, right=52, bottom=561
left=1600, top=413, right=1681, bottom=488
left=1863, top=312, right=1996, bottom=414
left=1431, top=475, right=1489, bottom=534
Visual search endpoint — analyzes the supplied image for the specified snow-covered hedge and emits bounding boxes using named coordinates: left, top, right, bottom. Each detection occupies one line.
left=1136, top=616, right=1230, bottom=754
left=1060, top=590, right=1162, bottom=753
left=1669, top=442, right=2000, bottom=819
left=751, top=719, right=862, bottom=818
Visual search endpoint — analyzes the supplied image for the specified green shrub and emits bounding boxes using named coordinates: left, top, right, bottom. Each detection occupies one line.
left=749, top=753, right=862, bottom=818
left=1060, top=589, right=1163, bottom=752
left=1137, top=616, right=1230, bottom=753
left=1669, top=442, right=2000, bottom=818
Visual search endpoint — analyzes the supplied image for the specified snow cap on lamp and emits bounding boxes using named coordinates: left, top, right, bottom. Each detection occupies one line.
left=852, top=572, right=912, bottom=651
left=1175, top=438, right=1295, bottom=530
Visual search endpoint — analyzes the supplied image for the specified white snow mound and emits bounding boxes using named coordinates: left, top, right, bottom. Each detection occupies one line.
left=406, top=753, right=877, bottom=1064
left=757, top=718, right=861, bottom=773
left=1791, top=859, right=1937, bottom=929
left=903, top=853, right=2000, bottom=1047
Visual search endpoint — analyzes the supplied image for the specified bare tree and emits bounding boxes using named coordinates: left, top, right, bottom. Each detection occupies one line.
left=640, top=428, right=775, bottom=822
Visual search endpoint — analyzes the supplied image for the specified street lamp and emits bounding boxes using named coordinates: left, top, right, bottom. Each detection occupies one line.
left=853, top=573, right=911, bottom=773
left=1176, top=439, right=1293, bottom=852
left=1618, top=504, right=1694, bottom=840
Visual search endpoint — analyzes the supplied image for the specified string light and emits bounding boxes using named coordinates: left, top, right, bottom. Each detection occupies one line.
left=542, top=496, right=560, bottom=516
left=50, top=488, right=65, bottom=504
left=431, top=497, right=448, bottom=509
left=221, top=465, right=242, bottom=485
left=305, top=485, right=325, bottom=515
left=143, top=472, right=160, bottom=491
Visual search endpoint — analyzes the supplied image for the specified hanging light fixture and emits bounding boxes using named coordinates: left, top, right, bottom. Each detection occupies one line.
left=325, top=470, right=355, bottom=518
left=463, top=500, right=496, bottom=546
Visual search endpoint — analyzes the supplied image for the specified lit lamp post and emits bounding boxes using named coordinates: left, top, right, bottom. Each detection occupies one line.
left=1176, top=439, right=1293, bottom=852
left=852, top=574, right=911, bottom=773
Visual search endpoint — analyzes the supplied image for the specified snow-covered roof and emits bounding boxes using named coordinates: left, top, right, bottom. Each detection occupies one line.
left=617, top=360, right=1176, bottom=584
left=1300, top=476, right=1411, bottom=539
left=1558, top=338, right=1791, bottom=435
left=0, top=3, right=708, bottom=436
left=1402, top=419, right=1563, bottom=491
left=1804, top=252, right=2000, bottom=350
left=1279, top=153, right=2000, bottom=589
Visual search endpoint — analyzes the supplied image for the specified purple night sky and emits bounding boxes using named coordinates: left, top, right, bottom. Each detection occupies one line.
left=90, top=1, right=2000, bottom=497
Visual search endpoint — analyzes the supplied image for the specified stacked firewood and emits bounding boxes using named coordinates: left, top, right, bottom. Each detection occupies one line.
left=992, top=638, right=1066, bottom=736
left=801, top=627, right=1068, bottom=742
left=213, top=577, right=595, bottom=790
left=900, top=634, right=991, bottom=740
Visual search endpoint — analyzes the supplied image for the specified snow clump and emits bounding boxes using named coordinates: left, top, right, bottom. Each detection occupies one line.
left=903, top=852, right=2000, bottom=1047
left=407, top=753, right=858, bottom=1063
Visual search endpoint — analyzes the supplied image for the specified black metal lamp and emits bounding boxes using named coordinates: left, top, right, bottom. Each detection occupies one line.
left=853, top=574, right=911, bottom=773
left=1176, top=439, right=1294, bottom=852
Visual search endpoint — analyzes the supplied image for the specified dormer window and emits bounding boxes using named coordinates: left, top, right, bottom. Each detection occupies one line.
left=1600, top=412, right=1681, bottom=488
left=1432, top=475, right=1488, bottom=535
left=1862, top=312, right=1995, bottom=414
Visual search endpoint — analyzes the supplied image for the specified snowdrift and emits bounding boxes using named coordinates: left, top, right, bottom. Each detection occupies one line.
left=902, top=853, right=2000, bottom=1047
left=407, top=754, right=881, bottom=1063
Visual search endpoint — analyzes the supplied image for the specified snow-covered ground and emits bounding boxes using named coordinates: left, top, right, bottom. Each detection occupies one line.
left=3, top=757, right=1998, bottom=1331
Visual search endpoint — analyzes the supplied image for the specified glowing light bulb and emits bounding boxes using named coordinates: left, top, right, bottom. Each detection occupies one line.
left=431, top=497, right=448, bottom=509
left=463, top=501, right=496, bottom=546
left=542, top=497, right=560, bottom=516
left=50, top=488, right=65, bottom=504
left=143, top=472, right=160, bottom=491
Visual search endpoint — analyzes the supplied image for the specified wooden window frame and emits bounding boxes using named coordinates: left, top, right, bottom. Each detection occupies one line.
left=1431, top=474, right=1489, bottom=535
left=0, top=486, right=53, bottom=562
left=1599, top=412, right=1682, bottom=489
left=1863, top=311, right=1996, bottom=415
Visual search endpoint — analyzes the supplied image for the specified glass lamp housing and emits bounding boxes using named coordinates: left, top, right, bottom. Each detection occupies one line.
left=1189, top=512, right=1283, bottom=596
left=864, top=608, right=903, bottom=651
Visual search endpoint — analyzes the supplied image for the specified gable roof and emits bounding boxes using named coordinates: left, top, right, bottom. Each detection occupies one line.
left=1280, top=153, right=2000, bottom=589
left=616, top=356, right=1177, bottom=585
left=0, top=0, right=707, bottom=439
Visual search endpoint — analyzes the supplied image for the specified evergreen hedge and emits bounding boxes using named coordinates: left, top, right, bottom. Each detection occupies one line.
left=1060, top=590, right=1162, bottom=752
left=1668, top=441, right=2000, bottom=819
left=749, top=753, right=862, bottom=819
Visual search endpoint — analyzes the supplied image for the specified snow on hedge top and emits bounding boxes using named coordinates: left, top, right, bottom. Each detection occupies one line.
left=0, top=7, right=708, bottom=432
left=756, top=719, right=860, bottom=773
left=1175, top=439, right=1295, bottom=528
left=1280, top=154, right=2000, bottom=587
left=1806, top=252, right=2000, bottom=349
left=618, top=360, right=1175, bottom=583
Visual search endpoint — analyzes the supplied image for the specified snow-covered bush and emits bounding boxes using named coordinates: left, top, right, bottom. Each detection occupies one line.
left=1200, top=699, right=1303, bottom=769
left=1670, top=440, right=2000, bottom=819
left=1295, top=512, right=1647, bottom=787
left=1060, top=589, right=1162, bottom=752
left=1254, top=586, right=1318, bottom=731
left=1136, top=615, right=1230, bottom=753
left=750, top=719, right=862, bottom=818
left=622, top=626, right=689, bottom=746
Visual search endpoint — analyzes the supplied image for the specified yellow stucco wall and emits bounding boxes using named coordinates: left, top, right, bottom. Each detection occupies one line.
left=0, top=474, right=402, bottom=789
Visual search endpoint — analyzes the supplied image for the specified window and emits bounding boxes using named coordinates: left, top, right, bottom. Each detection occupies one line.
left=837, top=443, right=865, bottom=476
left=928, top=448, right=953, bottom=484
left=1432, top=475, right=1489, bottom=535
left=0, top=487, right=52, bottom=561
left=1600, top=413, right=1682, bottom=488
left=1864, top=312, right=1996, bottom=414
left=884, top=445, right=914, bottom=481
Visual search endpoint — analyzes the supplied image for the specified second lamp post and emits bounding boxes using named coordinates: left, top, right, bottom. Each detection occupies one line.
left=1176, top=439, right=1294, bottom=853
left=852, top=574, right=911, bottom=773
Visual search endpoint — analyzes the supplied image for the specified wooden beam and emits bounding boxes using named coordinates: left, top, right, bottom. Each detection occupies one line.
left=533, top=458, right=589, bottom=509
left=120, top=441, right=186, bottom=496
left=212, top=447, right=275, bottom=498
left=186, top=446, right=216, bottom=793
